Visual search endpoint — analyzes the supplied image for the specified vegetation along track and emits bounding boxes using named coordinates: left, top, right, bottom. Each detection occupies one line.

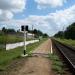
left=52, top=39, right=75, bottom=74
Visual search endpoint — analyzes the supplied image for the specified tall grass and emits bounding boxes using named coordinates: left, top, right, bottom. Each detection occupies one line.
left=49, top=54, right=64, bottom=74
left=56, top=38, right=75, bottom=47
left=0, top=38, right=47, bottom=70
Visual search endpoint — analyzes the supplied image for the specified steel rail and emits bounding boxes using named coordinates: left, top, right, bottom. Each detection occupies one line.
left=52, top=39, right=75, bottom=73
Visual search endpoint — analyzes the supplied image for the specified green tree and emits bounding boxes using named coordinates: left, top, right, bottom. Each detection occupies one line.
left=65, top=23, right=75, bottom=39
left=43, top=33, right=48, bottom=38
left=54, top=31, right=64, bottom=38
left=2, top=27, right=6, bottom=33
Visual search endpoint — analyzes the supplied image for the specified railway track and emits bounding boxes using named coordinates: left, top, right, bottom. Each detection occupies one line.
left=52, top=39, right=75, bottom=74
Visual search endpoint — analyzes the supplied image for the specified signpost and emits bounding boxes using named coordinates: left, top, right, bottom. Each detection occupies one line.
left=21, top=25, right=28, bottom=56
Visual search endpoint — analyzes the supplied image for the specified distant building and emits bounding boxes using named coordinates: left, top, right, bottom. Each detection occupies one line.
left=20, top=31, right=34, bottom=39
left=27, top=33, right=34, bottom=39
left=0, top=30, right=3, bottom=35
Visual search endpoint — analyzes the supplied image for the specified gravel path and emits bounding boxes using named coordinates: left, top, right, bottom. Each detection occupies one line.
left=0, top=39, right=55, bottom=75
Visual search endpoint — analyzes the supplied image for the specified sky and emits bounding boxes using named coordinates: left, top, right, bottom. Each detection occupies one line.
left=0, top=0, right=75, bottom=36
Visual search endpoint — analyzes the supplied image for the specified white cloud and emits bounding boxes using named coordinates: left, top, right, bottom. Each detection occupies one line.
left=22, top=4, right=75, bottom=35
left=0, top=10, right=14, bottom=21
left=1, top=4, right=75, bottom=36
left=0, top=0, right=26, bottom=21
left=50, top=5, right=75, bottom=27
left=35, top=0, right=67, bottom=9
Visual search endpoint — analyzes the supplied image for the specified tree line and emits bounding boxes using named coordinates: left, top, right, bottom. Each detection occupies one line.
left=54, top=23, right=75, bottom=40
left=1, top=27, right=48, bottom=38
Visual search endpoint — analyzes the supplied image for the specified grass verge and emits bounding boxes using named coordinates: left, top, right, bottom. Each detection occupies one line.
left=55, top=38, right=75, bottom=47
left=0, top=34, right=34, bottom=44
left=0, top=38, right=47, bottom=70
left=49, top=53, right=65, bottom=75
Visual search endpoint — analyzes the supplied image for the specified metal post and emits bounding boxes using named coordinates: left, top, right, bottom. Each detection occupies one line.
left=51, top=41, right=53, bottom=54
left=24, top=27, right=26, bottom=55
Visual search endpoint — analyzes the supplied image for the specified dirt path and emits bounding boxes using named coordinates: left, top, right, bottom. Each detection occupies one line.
left=1, top=39, right=55, bottom=75
left=32, top=39, right=51, bottom=54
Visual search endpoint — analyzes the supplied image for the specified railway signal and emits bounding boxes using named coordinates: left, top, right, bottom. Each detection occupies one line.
left=21, top=25, right=28, bottom=31
left=21, top=25, right=28, bottom=56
